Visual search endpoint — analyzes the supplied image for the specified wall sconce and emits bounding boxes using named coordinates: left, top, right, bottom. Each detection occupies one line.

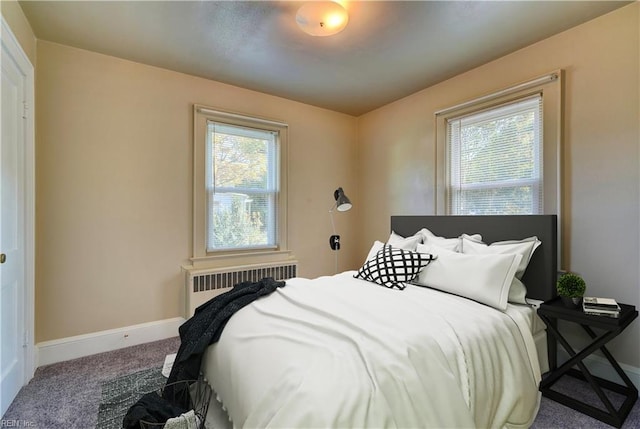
left=329, top=187, right=352, bottom=252
left=296, top=1, right=349, bottom=37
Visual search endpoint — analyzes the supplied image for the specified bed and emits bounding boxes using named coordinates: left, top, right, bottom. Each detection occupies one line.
left=200, top=215, right=558, bottom=428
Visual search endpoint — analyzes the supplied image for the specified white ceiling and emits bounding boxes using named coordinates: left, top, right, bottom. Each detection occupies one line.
left=20, top=0, right=630, bottom=116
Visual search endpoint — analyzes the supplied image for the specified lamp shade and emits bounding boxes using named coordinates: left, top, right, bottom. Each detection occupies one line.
left=334, top=187, right=352, bottom=212
left=296, top=1, right=349, bottom=37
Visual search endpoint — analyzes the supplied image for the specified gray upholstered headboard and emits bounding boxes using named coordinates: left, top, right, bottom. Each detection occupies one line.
left=390, top=215, right=558, bottom=302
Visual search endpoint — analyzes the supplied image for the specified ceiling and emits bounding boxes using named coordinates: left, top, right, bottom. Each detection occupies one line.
left=20, top=1, right=631, bottom=116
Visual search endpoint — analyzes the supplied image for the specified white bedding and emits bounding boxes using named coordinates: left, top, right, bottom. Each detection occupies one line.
left=202, top=271, right=542, bottom=428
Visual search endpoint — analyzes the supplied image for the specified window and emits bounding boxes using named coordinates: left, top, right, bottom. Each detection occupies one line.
left=447, top=95, right=542, bottom=215
left=435, top=72, right=561, bottom=217
left=193, top=106, right=288, bottom=261
left=206, top=123, right=279, bottom=251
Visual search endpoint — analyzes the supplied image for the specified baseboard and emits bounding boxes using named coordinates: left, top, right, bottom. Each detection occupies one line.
left=557, top=349, right=640, bottom=389
left=36, top=317, right=185, bottom=367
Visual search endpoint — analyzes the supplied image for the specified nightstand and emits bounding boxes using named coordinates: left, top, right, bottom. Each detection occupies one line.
left=537, top=297, right=638, bottom=428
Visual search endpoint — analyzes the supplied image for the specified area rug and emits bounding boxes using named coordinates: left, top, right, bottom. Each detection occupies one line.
left=95, top=366, right=165, bottom=429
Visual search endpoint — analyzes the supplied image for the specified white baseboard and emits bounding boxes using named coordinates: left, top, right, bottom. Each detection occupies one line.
left=36, top=317, right=185, bottom=367
left=557, top=349, right=640, bottom=389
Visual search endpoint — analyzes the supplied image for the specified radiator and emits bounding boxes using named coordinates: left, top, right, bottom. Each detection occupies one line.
left=185, top=261, right=298, bottom=316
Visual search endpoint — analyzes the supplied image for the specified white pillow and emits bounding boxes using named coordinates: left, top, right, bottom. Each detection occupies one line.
left=363, top=232, right=422, bottom=265
left=508, top=278, right=528, bottom=305
left=417, top=228, right=482, bottom=252
left=460, top=235, right=541, bottom=280
left=415, top=243, right=522, bottom=311
left=387, top=231, right=421, bottom=251
left=364, top=241, right=385, bottom=263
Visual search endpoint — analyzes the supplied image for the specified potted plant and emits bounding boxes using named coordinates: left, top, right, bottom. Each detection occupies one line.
left=557, top=272, right=586, bottom=307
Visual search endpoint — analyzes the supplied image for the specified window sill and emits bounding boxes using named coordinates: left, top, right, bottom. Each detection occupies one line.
left=188, top=249, right=296, bottom=270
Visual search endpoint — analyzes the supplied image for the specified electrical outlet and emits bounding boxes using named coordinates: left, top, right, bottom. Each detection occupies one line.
left=330, top=235, right=340, bottom=250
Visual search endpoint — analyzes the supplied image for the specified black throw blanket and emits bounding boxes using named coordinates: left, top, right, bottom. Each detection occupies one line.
left=123, top=277, right=285, bottom=429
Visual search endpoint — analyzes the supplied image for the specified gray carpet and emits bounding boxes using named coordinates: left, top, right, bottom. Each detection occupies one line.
left=532, top=373, right=640, bottom=429
left=1, top=337, right=180, bottom=429
left=2, top=336, right=638, bottom=428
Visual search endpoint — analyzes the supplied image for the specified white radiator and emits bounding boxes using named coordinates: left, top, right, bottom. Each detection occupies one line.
left=185, top=262, right=298, bottom=316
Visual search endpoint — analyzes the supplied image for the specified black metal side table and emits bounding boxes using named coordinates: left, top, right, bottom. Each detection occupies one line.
left=537, top=297, right=638, bottom=428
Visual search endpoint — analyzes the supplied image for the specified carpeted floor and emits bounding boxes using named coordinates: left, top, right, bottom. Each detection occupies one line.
left=532, top=374, right=640, bottom=429
left=1, top=337, right=180, bottom=429
left=2, top=336, right=638, bottom=428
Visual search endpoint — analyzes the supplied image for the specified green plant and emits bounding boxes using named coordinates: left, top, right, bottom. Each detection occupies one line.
left=556, top=273, right=586, bottom=298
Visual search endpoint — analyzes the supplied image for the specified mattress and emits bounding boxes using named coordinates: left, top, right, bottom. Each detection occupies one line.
left=202, top=271, right=544, bottom=428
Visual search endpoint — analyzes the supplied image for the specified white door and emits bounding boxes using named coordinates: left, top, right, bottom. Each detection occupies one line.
left=0, top=19, right=33, bottom=416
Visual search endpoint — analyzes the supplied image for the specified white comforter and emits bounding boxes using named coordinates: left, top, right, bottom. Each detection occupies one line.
left=202, top=271, right=541, bottom=428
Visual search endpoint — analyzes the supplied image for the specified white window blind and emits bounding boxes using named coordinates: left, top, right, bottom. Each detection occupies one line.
left=447, top=94, right=543, bottom=215
left=206, top=121, right=279, bottom=252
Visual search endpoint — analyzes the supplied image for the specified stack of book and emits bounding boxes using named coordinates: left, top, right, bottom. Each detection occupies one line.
left=582, top=297, right=620, bottom=318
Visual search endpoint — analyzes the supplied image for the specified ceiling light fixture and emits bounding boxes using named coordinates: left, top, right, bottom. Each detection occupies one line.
left=296, top=1, right=349, bottom=37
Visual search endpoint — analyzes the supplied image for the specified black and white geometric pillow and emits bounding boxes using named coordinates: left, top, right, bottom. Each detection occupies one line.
left=354, top=245, right=435, bottom=290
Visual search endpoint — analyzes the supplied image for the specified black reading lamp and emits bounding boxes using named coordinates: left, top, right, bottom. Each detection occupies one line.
left=329, top=187, right=352, bottom=251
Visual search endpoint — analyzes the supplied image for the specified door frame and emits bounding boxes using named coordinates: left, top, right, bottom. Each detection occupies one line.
left=1, top=16, right=35, bottom=382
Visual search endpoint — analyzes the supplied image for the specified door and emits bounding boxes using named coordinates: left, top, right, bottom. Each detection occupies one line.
left=0, top=19, right=32, bottom=416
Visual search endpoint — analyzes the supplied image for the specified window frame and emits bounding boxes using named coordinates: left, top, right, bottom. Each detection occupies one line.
left=435, top=72, right=562, bottom=219
left=193, top=105, right=289, bottom=265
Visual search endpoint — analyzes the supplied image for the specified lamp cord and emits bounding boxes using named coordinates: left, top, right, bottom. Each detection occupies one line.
left=329, top=203, right=337, bottom=234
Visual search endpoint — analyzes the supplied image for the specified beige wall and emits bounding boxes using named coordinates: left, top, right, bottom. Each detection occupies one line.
left=0, top=0, right=36, bottom=66
left=357, top=3, right=640, bottom=369
left=23, top=1, right=640, bottom=372
left=35, top=41, right=359, bottom=342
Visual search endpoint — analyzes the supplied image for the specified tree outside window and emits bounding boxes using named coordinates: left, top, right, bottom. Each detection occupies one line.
left=206, top=122, right=279, bottom=251
left=447, top=95, right=543, bottom=215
